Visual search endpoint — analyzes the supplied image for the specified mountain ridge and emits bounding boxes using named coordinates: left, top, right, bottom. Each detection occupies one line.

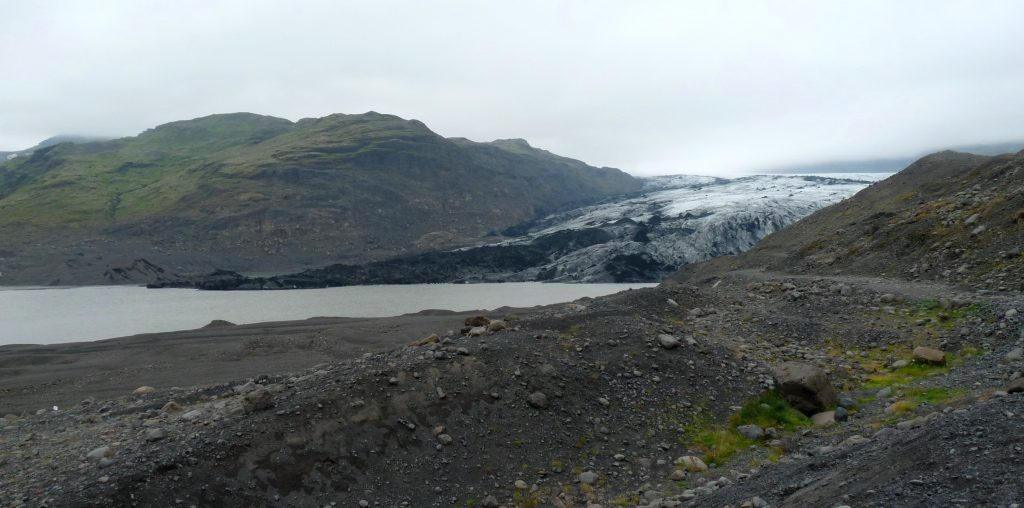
left=0, top=112, right=640, bottom=285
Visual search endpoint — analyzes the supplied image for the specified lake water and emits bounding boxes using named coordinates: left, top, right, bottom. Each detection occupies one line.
left=0, top=283, right=654, bottom=345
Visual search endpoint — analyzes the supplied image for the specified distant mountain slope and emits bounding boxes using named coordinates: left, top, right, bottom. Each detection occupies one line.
left=672, top=150, right=1024, bottom=291
left=0, top=112, right=640, bottom=285
left=155, top=174, right=877, bottom=289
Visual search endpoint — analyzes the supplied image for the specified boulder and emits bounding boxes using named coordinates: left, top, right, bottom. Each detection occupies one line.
left=132, top=386, right=156, bottom=396
left=771, top=362, right=837, bottom=415
left=487, top=320, right=508, bottom=332
left=468, top=326, right=488, bottom=337
left=913, top=346, right=946, bottom=366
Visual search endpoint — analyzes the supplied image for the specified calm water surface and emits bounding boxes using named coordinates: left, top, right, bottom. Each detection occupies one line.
left=0, top=283, right=654, bottom=345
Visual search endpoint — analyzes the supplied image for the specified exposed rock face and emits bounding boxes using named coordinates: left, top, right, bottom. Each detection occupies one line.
left=771, top=362, right=837, bottom=415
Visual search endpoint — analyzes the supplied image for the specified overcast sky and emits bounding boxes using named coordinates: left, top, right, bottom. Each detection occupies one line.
left=2, top=1, right=1024, bottom=175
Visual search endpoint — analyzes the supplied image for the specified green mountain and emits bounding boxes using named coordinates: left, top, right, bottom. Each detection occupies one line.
left=0, top=112, right=640, bottom=285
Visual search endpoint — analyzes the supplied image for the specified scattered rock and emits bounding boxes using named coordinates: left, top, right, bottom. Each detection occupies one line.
left=468, top=326, right=488, bottom=337
left=181, top=409, right=203, bottom=421
left=812, top=410, right=836, bottom=427
left=657, top=334, right=681, bottom=349
left=161, top=401, right=183, bottom=413
left=913, top=346, right=947, bottom=366
left=678, top=455, right=708, bottom=472
left=1007, top=378, right=1024, bottom=394
left=132, top=386, right=156, bottom=396
left=578, top=471, right=598, bottom=484
left=233, top=381, right=257, bottom=395
left=145, top=428, right=167, bottom=442
left=464, top=316, right=490, bottom=327
left=737, top=424, right=764, bottom=440
left=487, top=320, right=508, bottom=332
left=87, top=446, right=111, bottom=460
left=243, top=388, right=273, bottom=412
left=411, top=333, right=439, bottom=346
left=527, top=391, right=549, bottom=409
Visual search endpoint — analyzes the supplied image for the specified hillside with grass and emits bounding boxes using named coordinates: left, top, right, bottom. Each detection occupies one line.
left=670, top=150, right=1024, bottom=292
left=0, top=112, right=640, bottom=285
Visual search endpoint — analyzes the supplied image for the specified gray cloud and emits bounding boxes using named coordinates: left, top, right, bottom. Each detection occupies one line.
left=2, top=0, right=1023, bottom=175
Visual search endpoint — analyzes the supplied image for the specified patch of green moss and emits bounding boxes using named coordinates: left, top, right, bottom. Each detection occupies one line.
left=731, top=391, right=810, bottom=430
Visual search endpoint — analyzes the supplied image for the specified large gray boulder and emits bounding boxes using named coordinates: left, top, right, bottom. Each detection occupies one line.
left=772, top=362, right=837, bottom=415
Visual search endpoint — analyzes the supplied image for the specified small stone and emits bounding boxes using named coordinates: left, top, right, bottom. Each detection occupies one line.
left=527, top=391, right=549, bottom=409
left=737, top=424, right=764, bottom=440
left=436, top=433, right=453, bottom=445
left=1006, top=309, right=1019, bottom=320
left=751, top=497, right=769, bottom=508
left=411, top=333, right=439, bottom=346
left=161, top=401, right=183, bottom=413
left=132, top=386, right=156, bottom=396
left=834, top=406, right=849, bottom=422
left=233, top=381, right=257, bottom=394
left=181, top=409, right=202, bottom=421
left=1004, top=348, right=1023, bottom=363
left=597, top=397, right=610, bottom=407
left=578, top=471, right=598, bottom=484
left=912, top=346, right=946, bottom=366
left=388, top=377, right=399, bottom=385
left=811, top=411, right=835, bottom=427
left=487, top=320, right=508, bottom=332
left=87, top=446, right=111, bottom=460
left=1007, top=378, right=1024, bottom=394
left=514, top=480, right=528, bottom=489
left=842, top=435, right=871, bottom=447
left=468, top=326, right=488, bottom=337
left=677, top=455, right=707, bottom=472
left=464, top=316, right=490, bottom=327
left=891, top=359, right=909, bottom=369
left=481, top=495, right=500, bottom=508
left=657, top=334, right=681, bottom=349
left=670, top=469, right=687, bottom=480
left=145, top=428, right=167, bottom=442
left=243, top=388, right=273, bottom=412
left=358, top=501, right=369, bottom=508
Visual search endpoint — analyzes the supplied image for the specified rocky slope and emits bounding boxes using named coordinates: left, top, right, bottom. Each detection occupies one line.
left=0, top=113, right=639, bottom=285
left=154, top=174, right=877, bottom=288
